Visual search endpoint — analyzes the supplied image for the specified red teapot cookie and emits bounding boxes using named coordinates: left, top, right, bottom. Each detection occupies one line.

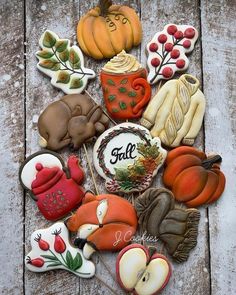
left=66, top=192, right=138, bottom=258
left=19, top=150, right=85, bottom=221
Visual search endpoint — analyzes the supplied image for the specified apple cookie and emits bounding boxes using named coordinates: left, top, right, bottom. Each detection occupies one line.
left=116, top=244, right=171, bottom=295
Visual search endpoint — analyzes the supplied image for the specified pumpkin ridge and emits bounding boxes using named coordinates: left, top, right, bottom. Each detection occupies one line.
left=81, top=16, right=103, bottom=59
left=173, top=166, right=208, bottom=202
left=185, top=171, right=219, bottom=207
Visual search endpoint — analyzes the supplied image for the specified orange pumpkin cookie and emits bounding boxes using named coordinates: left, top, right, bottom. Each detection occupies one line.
left=77, top=0, right=142, bottom=59
left=163, top=146, right=226, bottom=207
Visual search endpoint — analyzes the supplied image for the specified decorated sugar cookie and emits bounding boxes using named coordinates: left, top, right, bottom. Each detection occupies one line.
left=77, top=0, right=142, bottom=59
left=140, top=74, right=206, bottom=147
left=100, top=51, right=151, bottom=120
left=93, top=123, right=167, bottom=193
left=66, top=192, right=138, bottom=258
left=116, top=244, right=171, bottom=295
left=135, top=188, right=200, bottom=262
left=146, top=24, right=198, bottom=84
left=36, top=30, right=95, bottom=94
left=25, top=222, right=95, bottom=278
left=38, top=93, right=109, bottom=151
left=19, top=150, right=85, bottom=220
left=163, top=146, right=226, bottom=207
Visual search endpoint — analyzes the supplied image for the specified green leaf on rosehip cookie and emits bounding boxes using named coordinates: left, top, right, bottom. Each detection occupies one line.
left=55, top=40, right=68, bottom=52
left=37, top=50, right=54, bottom=59
left=43, top=31, right=57, bottom=48
left=70, top=78, right=83, bottom=89
left=57, top=71, right=70, bottom=84
left=39, top=59, right=60, bottom=71
left=72, top=253, right=83, bottom=271
left=41, top=254, right=58, bottom=261
left=59, top=49, right=69, bottom=62
left=119, top=101, right=127, bottom=110
left=130, top=101, right=137, bottom=107
left=47, top=263, right=61, bottom=268
left=66, top=250, right=74, bottom=269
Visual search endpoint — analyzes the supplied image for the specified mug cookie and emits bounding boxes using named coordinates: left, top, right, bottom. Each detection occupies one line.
left=101, top=51, right=151, bottom=120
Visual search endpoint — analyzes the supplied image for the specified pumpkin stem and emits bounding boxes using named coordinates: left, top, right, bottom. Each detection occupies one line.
left=202, top=155, right=222, bottom=169
left=99, top=0, right=112, bottom=16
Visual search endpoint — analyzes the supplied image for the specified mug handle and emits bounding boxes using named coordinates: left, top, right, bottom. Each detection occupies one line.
left=132, top=78, right=151, bottom=114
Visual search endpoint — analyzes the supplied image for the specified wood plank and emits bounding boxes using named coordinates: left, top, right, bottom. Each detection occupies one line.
left=140, top=1, right=210, bottom=294
left=0, top=1, right=25, bottom=294
left=201, top=1, right=236, bottom=294
left=24, top=1, right=81, bottom=294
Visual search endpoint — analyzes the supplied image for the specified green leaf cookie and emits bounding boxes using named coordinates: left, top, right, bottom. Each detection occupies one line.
left=57, top=71, right=70, bottom=84
left=43, top=31, right=56, bottom=48
left=55, top=40, right=68, bottom=52
left=70, top=78, right=83, bottom=89
left=39, top=59, right=60, bottom=71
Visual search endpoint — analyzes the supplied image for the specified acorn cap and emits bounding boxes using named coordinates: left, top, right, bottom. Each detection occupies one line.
left=31, top=163, right=63, bottom=194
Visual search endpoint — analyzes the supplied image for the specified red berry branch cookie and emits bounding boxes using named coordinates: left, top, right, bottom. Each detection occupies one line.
left=146, top=24, right=198, bottom=85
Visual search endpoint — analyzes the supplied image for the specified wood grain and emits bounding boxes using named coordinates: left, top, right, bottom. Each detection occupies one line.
left=0, top=1, right=25, bottom=294
left=140, top=1, right=210, bottom=294
left=1, top=0, right=235, bottom=294
left=201, top=1, right=236, bottom=294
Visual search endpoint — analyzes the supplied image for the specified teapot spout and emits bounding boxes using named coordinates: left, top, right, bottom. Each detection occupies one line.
left=67, top=155, right=85, bottom=185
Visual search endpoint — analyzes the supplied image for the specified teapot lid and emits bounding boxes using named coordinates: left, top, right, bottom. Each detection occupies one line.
left=31, top=163, right=63, bottom=194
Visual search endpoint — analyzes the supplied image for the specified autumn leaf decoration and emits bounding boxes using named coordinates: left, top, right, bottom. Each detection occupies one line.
left=36, top=30, right=95, bottom=94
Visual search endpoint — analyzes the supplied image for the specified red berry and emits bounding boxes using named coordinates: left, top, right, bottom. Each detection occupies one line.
left=151, top=58, right=160, bottom=67
left=26, top=256, right=44, bottom=267
left=170, top=49, right=180, bottom=59
left=158, top=34, right=167, bottom=43
left=35, top=163, right=43, bottom=171
left=162, top=67, right=173, bottom=78
left=164, top=43, right=173, bottom=52
left=167, top=25, right=177, bottom=35
left=52, top=228, right=66, bottom=253
left=34, top=234, right=50, bottom=251
left=149, top=43, right=158, bottom=52
left=183, top=40, right=191, bottom=48
left=174, top=31, right=183, bottom=39
left=184, top=28, right=195, bottom=39
left=176, top=59, right=186, bottom=68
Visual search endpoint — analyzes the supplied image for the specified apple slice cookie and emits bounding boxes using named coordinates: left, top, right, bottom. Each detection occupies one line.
left=116, top=244, right=171, bottom=295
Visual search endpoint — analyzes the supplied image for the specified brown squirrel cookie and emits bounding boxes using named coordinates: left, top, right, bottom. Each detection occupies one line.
left=38, top=93, right=109, bottom=151
left=135, top=188, right=200, bottom=263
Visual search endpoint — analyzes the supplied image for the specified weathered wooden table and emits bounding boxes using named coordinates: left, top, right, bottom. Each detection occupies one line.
left=1, top=0, right=236, bottom=294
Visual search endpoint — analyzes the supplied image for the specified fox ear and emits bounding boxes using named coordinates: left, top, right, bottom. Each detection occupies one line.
left=83, top=191, right=96, bottom=203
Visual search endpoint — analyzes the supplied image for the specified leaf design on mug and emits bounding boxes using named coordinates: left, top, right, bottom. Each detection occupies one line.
left=120, top=78, right=128, bottom=84
left=108, top=94, right=116, bottom=102
left=128, top=91, right=137, bottom=97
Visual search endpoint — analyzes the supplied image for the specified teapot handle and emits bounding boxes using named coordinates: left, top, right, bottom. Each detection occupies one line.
left=132, top=78, right=151, bottom=115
